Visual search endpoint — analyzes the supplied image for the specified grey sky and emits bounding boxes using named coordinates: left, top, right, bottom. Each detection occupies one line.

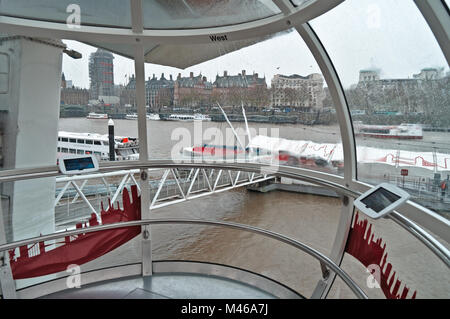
left=62, top=30, right=322, bottom=89
left=61, top=0, right=448, bottom=90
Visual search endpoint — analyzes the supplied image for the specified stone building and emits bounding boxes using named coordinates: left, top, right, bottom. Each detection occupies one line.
left=212, top=70, right=268, bottom=107
left=146, top=73, right=174, bottom=108
left=271, top=73, right=324, bottom=111
left=120, top=73, right=176, bottom=109
left=60, top=87, right=89, bottom=106
left=173, top=72, right=212, bottom=107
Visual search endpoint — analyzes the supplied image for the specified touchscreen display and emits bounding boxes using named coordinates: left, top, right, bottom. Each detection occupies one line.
left=63, top=157, right=95, bottom=171
left=360, top=187, right=401, bottom=213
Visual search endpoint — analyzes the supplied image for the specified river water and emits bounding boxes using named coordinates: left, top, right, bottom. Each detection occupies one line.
left=57, top=118, right=450, bottom=299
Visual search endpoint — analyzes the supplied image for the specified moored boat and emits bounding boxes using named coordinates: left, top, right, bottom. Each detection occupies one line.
left=147, top=113, right=160, bottom=120
left=125, top=113, right=138, bottom=120
left=86, top=112, right=108, bottom=119
left=354, top=122, right=423, bottom=139
left=194, top=113, right=211, bottom=121
left=126, top=113, right=160, bottom=120
left=163, top=113, right=211, bottom=121
left=57, top=131, right=139, bottom=161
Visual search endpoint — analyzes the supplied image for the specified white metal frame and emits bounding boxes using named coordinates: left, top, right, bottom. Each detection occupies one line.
left=0, top=1, right=344, bottom=47
left=295, top=22, right=358, bottom=299
left=414, top=0, right=450, bottom=65
left=0, top=0, right=449, bottom=299
left=54, top=167, right=273, bottom=215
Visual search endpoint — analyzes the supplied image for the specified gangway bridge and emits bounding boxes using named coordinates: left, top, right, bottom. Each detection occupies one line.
left=54, top=162, right=275, bottom=227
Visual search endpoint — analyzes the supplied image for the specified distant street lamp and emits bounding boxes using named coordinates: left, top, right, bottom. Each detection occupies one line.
left=63, top=48, right=82, bottom=59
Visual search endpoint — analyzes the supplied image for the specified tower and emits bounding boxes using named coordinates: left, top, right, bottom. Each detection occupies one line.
left=88, top=49, right=114, bottom=100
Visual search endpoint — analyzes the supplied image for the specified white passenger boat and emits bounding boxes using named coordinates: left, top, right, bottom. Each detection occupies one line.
left=57, top=131, right=139, bottom=161
left=167, top=114, right=195, bottom=121
left=194, top=113, right=211, bottom=121
left=166, top=113, right=211, bottom=121
left=147, top=113, right=160, bottom=120
left=125, top=113, right=138, bottom=120
left=86, top=112, right=108, bottom=119
left=354, top=122, right=423, bottom=139
left=126, top=113, right=160, bottom=120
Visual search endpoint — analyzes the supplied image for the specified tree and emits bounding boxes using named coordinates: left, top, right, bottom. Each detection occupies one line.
left=251, top=85, right=271, bottom=108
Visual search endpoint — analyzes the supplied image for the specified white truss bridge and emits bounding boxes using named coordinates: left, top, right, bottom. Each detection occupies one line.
left=54, top=167, right=275, bottom=226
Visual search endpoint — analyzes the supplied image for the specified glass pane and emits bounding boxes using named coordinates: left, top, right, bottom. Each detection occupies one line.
left=328, top=211, right=449, bottom=299
left=133, top=29, right=344, bottom=297
left=311, top=0, right=450, bottom=216
left=135, top=29, right=343, bottom=177
left=142, top=0, right=281, bottom=29
left=0, top=0, right=132, bottom=28
left=2, top=174, right=143, bottom=289
left=61, top=40, right=139, bottom=163
left=151, top=178, right=343, bottom=298
left=290, top=0, right=314, bottom=8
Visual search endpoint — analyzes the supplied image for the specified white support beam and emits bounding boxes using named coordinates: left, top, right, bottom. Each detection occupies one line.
left=110, top=173, right=130, bottom=206
left=70, top=181, right=98, bottom=221
left=213, top=170, right=223, bottom=191
left=272, top=0, right=295, bottom=15
left=202, top=169, right=213, bottom=192
left=186, top=169, right=200, bottom=197
left=133, top=41, right=152, bottom=276
left=234, top=171, right=242, bottom=186
left=129, top=173, right=141, bottom=193
left=415, top=0, right=450, bottom=65
left=151, top=170, right=170, bottom=208
left=134, top=44, right=149, bottom=161
left=296, top=23, right=356, bottom=299
left=71, top=180, right=88, bottom=204
left=101, top=177, right=112, bottom=199
left=130, top=0, right=144, bottom=33
left=228, top=171, right=234, bottom=186
left=171, top=169, right=186, bottom=199
left=54, top=181, right=71, bottom=208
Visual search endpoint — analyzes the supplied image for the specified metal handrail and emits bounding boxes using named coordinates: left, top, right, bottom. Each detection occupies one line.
left=0, top=160, right=353, bottom=195
left=0, top=218, right=368, bottom=299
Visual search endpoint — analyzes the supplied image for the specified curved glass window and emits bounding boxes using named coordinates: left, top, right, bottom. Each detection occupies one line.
left=0, top=0, right=281, bottom=30
left=128, top=29, right=344, bottom=176
left=142, top=0, right=281, bottom=30
left=328, top=211, right=449, bottom=298
left=291, top=0, right=314, bottom=8
left=0, top=0, right=132, bottom=28
left=311, top=0, right=449, bottom=217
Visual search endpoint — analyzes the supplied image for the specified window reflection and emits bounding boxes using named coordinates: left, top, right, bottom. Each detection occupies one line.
left=60, top=42, right=139, bottom=163
left=311, top=0, right=450, bottom=217
left=59, top=31, right=344, bottom=174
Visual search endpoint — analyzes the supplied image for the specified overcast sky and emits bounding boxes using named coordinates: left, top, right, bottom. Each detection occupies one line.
left=61, top=0, right=449, bottom=90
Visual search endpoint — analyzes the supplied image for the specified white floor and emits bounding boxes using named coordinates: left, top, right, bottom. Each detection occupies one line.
left=42, top=273, right=278, bottom=299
